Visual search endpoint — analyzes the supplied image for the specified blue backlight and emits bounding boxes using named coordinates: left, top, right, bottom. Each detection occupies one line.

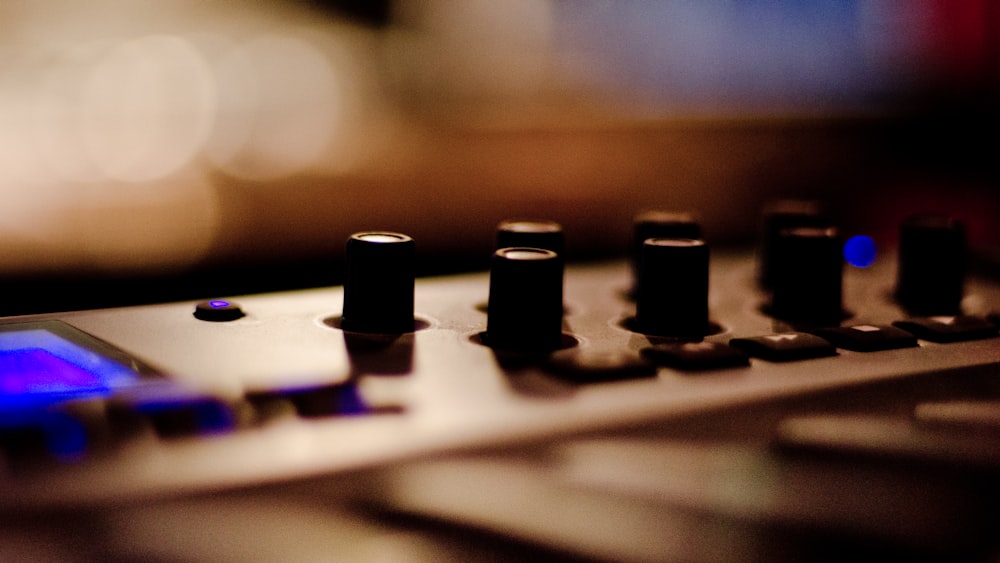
left=0, top=326, right=142, bottom=409
left=843, top=235, right=876, bottom=268
left=0, top=349, right=101, bottom=394
left=331, top=383, right=369, bottom=416
left=123, top=384, right=235, bottom=435
left=0, top=322, right=152, bottom=460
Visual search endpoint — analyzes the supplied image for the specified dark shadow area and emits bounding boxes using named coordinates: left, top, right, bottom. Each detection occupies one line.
left=468, top=332, right=579, bottom=399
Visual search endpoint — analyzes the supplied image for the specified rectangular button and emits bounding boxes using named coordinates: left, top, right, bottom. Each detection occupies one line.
left=729, top=332, right=837, bottom=362
left=892, top=316, right=998, bottom=343
left=808, top=324, right=918, bottom=352
left=642, top=341, right=750, bottom=371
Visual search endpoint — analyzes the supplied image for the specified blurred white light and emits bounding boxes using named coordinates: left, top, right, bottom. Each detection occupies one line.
left=204, top=39, right=259, bottom=172
left=81, top=35, right=215, bottom=183
left=30, top=41, right=108, bottom=184
left=0, top=53, right=50, bottom=188
left=207, top=34, right=340, bottom=181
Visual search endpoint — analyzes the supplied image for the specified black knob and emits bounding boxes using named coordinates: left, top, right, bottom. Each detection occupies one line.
left=757, top=200, right=830, bottom=289
left=341, top=232, right=415, bottom=333
left=486, top=248, right=563, bottom=351
left=769, top=226, right=843, bottom=325
left=896, top=214, right=966, bottom=315
left=630, top=211, right=701, bottom=291
left=496, top=220, right=564, bottom=255
left=634, top=238, right=709, bottom=338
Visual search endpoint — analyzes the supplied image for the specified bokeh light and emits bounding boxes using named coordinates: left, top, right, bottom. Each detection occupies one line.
left=843, top=234, right=877, bottom=268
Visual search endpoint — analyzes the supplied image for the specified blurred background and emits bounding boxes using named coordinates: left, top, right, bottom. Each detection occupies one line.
left=0, top=0, right=996, bottom=313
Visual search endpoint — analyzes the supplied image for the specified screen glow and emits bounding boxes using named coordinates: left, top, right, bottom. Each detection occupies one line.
left=0, top=325, right=141, bottom=409
left=0, top=322, right=147, bottom=459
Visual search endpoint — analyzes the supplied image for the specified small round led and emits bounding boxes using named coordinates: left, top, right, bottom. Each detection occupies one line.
left=843, top=235, right=876, bottom=268
left=194, top=300, right=245, bottom=322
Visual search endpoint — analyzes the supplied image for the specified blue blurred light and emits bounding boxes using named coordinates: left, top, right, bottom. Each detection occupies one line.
left=844, top=235, right=876, bottom=268
left=117, top=382, right=235, bottom=435
left=0, top=322, right=149, bottom=459
left=0, top=408, right=90, bottom=461
left=331, top=383, right=369, bottom=416
left=209, top=300, right=230, bottom=308
left=44, top=412, right=90, bottom=461
left=0, top=329, right=139, bottom=409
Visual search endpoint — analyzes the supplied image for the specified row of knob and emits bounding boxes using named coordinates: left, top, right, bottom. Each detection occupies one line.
left=757, top=200, right=966, bottom=322
left=327, top=205, right=968, bottom=351
left=335, top=218, right=706, bottom=347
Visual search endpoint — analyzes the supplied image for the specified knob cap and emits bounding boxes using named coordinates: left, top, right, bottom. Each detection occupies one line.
left=769, top=226, right=843, bottom=325
left=634, top=238, right=709, bottom=338
left=630, top=211, right=701, bottom=291
left=496, top=220, right=564, bottom=255
left=757, top=200, right=829, bottom=289
left=895, top=214, right=965, bottom=315
left=341, top=232, right=415, bottom=333
left=486, top=248, right=563, bottom=351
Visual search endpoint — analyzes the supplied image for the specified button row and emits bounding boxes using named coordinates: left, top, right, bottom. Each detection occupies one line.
left=0, top=380, right=393, bottom=466
left=0, top=383, right=234, bottom=465
left=718, top=316, right=995, bottom=363
left=550, top=316, right=998, bottom=382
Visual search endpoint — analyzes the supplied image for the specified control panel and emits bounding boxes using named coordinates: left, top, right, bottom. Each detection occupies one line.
left=0, top=205, right=997, bottom=520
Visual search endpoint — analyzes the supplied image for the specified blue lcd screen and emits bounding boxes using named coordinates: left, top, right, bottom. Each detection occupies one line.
left=0, top=324, right=144, bottom=410
left=0, top=322, right=153, bottom=460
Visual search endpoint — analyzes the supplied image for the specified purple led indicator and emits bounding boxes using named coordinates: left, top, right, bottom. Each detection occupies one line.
left=194, top=300, right=245, bottom=321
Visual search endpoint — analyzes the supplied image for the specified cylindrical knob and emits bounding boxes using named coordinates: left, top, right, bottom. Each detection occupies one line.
left=757, top=200, right=829, bottom=289
left=341, top=232, right=415, bottom=333
left=486, top=248, right=563, bottom=351
left=896, top=214, right=966, bottom=315
left=496, top=220, right=564, bottom=255
left=630, top=211, right=701, bottom=290
left=634, top=238, right=709, bottom=338
left=769, top=227, right=843, bottom=325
